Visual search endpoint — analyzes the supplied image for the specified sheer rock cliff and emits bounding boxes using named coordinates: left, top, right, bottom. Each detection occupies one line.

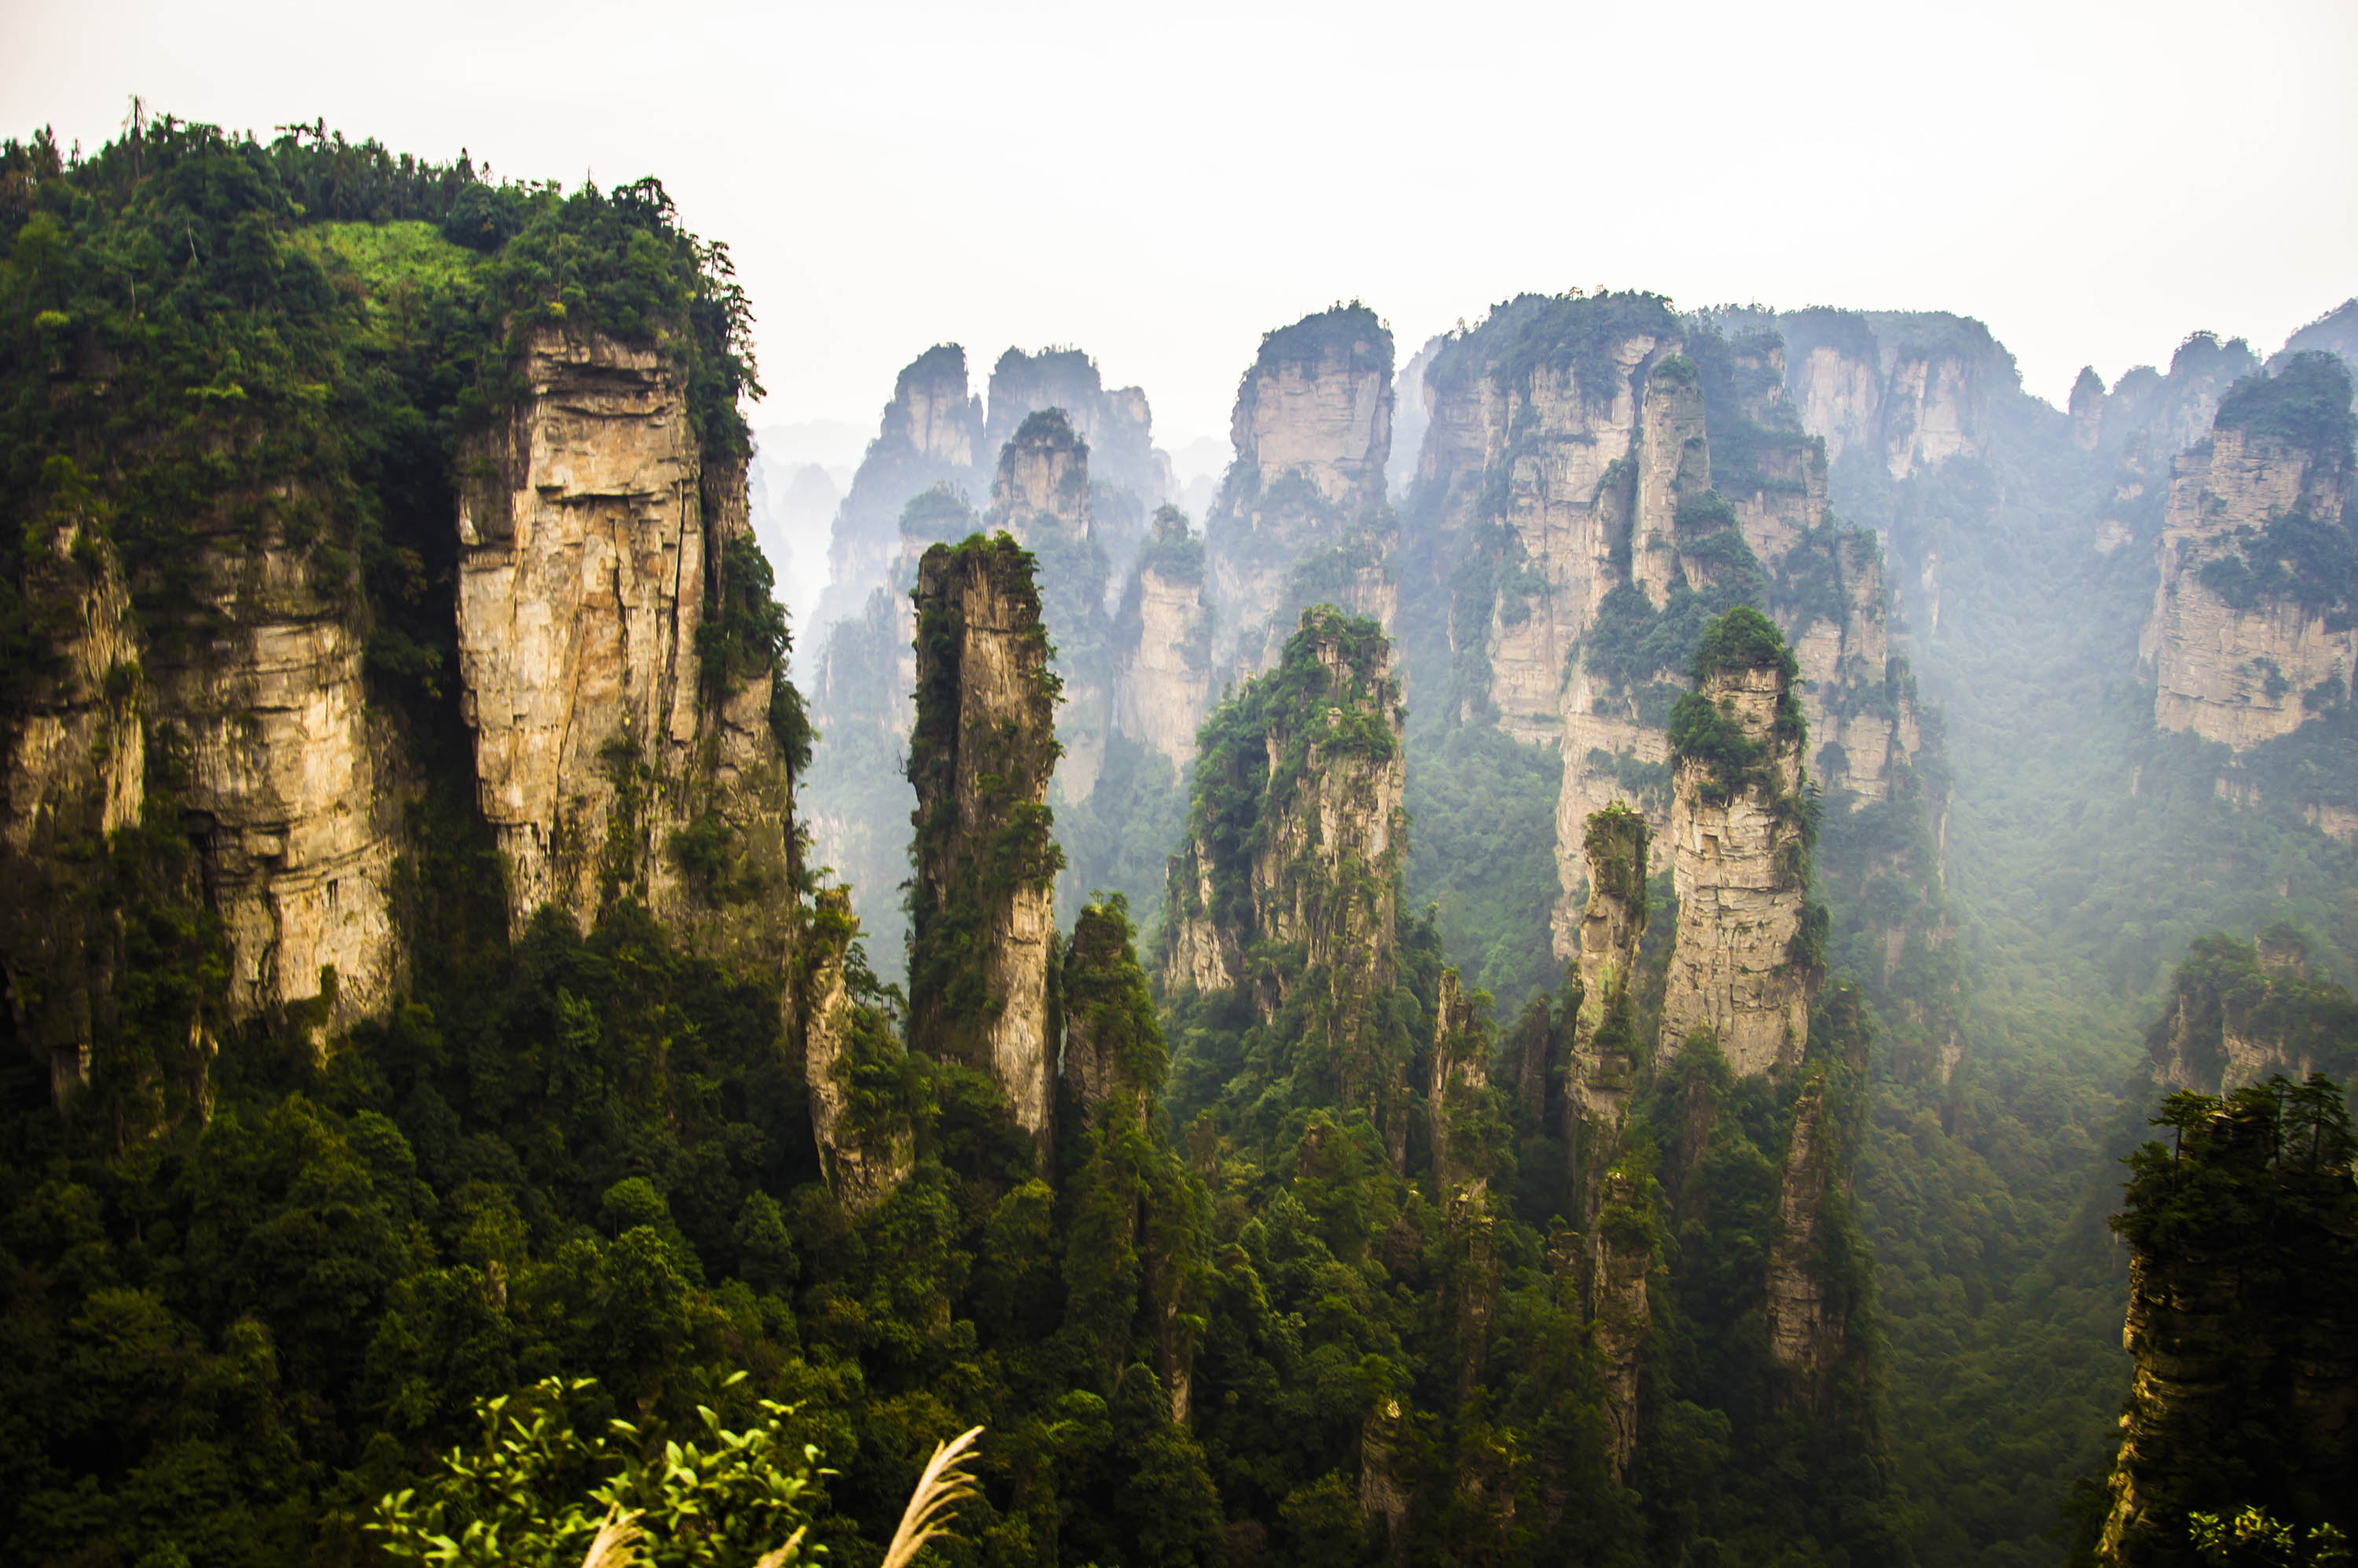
left=1112, top=506, right=1213, bottom=772
left=2139, top=373, right=2356, bottom=757
left=455, top=328, right=795, bottom=975
left=908, top=534, right=1063, bottom=1153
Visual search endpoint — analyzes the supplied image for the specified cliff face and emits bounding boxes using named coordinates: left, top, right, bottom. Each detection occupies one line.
left=1657, top=619, right=1817, bottom=1077
left=1112, top=507, right=1212, bottom=772
left=1205, top=307, right=1396, bottom=678
left=908, top=534, right=1063, bottom=1151
left=455, top=329, right=795, bottom=973
left=1431, top=970, right=1500, bottom=1401
left=1776, top=309, right=2004, bottom=481
left=4, top=450, right=410, bottom=1092
left=2139, top=362, right=2357, bottom=755
left=1762, top=1078, right=1838, bottom=1379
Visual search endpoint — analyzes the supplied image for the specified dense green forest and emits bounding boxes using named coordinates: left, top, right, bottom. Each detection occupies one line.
left=5, top=116, right=2356, bottom=1568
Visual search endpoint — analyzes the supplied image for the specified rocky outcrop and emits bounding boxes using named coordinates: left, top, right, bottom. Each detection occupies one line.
left=454, top=329, right=795, bottom=975
left=1205, top=306, right=1396, bottom=678
left=2099, top=1089, right=2358, bottom=1568
left=799, top=886, right=911, bottom=1213
left=1763, top=1078, right=1838, bottom=1382
left=1431, top=971, right=1500, bottom=1400
left=1112, top=506, right=1213, bottom=772
left=816, top=344, right=982, bottom=636
left=2146, top=927, right=2355, bottom=1096
left=1589, top=1170, right=1653, bottom=1479
left=1657, top=613, right=1817, bottom=1077
left=984, top=347, right=1165, bottom=567
left=1776, top=308, right=2004, bottom=480
left=2, top=509, right=150, bottom=1100
left=2139, top=355, right=2357, bottom=751
left=908, top=534, right=1062, bottom=1152
left=1162, top=608, right=1409, bottom=1137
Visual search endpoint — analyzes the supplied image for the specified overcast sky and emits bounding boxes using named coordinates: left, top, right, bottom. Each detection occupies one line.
left=6, top=0, right=2354, bottom=448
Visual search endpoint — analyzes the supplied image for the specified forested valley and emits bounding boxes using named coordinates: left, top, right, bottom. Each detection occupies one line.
left=1, top=116, right=2352, bottom=1568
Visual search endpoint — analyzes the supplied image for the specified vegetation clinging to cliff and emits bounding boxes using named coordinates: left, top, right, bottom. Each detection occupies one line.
left=2213, top=351, right=2356, bottom=464
left=1427, top=290, right=1681, bottom=406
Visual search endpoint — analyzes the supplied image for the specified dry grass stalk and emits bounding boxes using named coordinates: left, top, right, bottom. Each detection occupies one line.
left=580, top=1507, right=646, bottom=1568
left=754, top=1524, right=810, bottom=1568
left=878, top=1426, right=986, bottom=1568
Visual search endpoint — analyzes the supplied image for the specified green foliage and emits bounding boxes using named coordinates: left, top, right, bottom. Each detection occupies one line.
left=370, top=1375, right=821, bottom=1566
left=1405, top=723, right=1565, bottom=1012
left=1251, top=301, right=1390, bottom=380
left=2189, top=1507, right=2352, bottom=1568
left=1427, top=291, right=1683, bottom=407
left=2213, top=351, right=2356, bottom=464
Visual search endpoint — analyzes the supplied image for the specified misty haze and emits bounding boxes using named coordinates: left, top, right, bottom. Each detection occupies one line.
left=1, top=4, right=2354, bottom=1566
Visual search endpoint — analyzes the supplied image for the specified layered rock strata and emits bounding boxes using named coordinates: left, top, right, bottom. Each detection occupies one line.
left=908, top=534, right=1062, bottom=1151
left=1589, top=1169, right=1652, bottom=1479
left=1657, top=626, right=1816, bottom=1076
left=1762, top=1078, right=1838, bottom=1383
left=1205, top=306, right=1396, bottom=678
left=455, top=329, right=795, bottom=973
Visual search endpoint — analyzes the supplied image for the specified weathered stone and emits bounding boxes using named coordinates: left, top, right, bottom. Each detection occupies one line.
left=1658, top=656, right=1816, bottom=1078
left=1114, top=507, right=1213, bottom=772
left=799, top=886, right=911, bottom=1214
left=909, top=535, right=1061, bottom=1153
left=2140, top=426, right=2356, bottom=750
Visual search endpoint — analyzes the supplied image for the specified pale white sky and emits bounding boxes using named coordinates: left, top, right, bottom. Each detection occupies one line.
left=6, top=0, right=2353, bottom=446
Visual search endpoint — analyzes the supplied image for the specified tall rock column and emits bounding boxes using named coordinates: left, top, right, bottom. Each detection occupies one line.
left=986, top=408, right=1111, bottom=798
left=1568, top=802, right=1649, bottom=1228
left=909, top=534, right=1063, bottom=1151
left=1658, top=609, right=1817, bottom=1076
left=1114, top=505, right=1214, bottom=773
left=1204, top=305, right=1396, bottom=678
left=1161, top=607, right=1410, bottom=1151
left=1431, top=971, right=1500, bottom=1400
left=799, top=886, right=913, bottom=1214
left=1, top=504, right=147, bottom=1101
left=455, top=328, right=799, bottom=971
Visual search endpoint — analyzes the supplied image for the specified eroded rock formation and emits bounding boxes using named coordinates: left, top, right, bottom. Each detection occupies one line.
left=986, top=409, right=1111, bottom=798
left=1657, top=613, right=1817, bottom=1076
left=1113, top=506, right=1213, bottom=772
left=799, top=886, right=912, bottom=1213
left=908, top=534, right=1062, bottom=1151
left=817, top=343, right=982, bottom=635
left=1162, top=607, right=1409, bottom=1136
left=1205, top=306, right=1395, bottom=677
left=2139, top=355, right=2357, bottom=755
left=455, top=329, right=795, bottom=972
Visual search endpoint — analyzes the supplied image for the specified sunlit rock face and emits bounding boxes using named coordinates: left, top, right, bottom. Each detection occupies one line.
left=457, top=328, right=796, bottom=970
left=1204, top=305, right=1395, bottom=679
